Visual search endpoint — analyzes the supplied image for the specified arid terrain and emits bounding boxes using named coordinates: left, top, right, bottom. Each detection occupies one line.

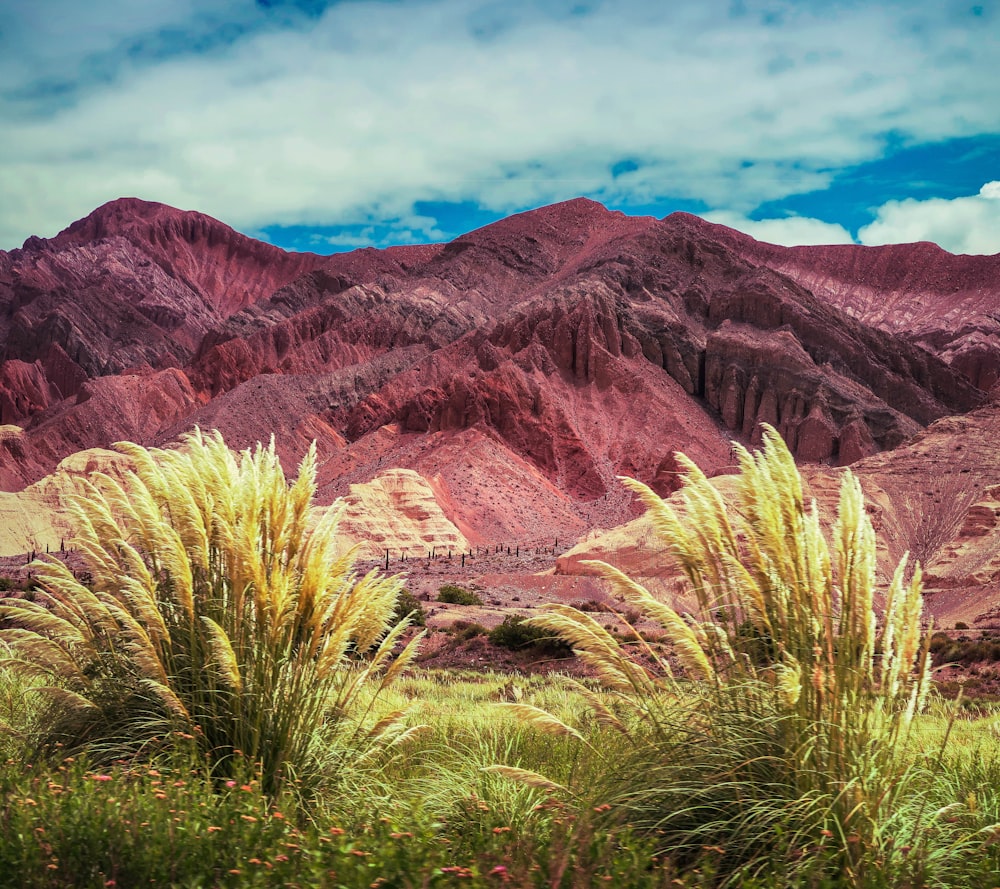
left=2, top=196, right=998, bottom=636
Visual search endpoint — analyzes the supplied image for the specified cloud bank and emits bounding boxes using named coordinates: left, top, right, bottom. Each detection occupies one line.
left=858, top=181, right=1000, bottom=255
left=1, top=0, right=998, bottom=250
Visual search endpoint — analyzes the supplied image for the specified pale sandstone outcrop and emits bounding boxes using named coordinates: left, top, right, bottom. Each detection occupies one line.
left=328, top=468, right=471, bottom=560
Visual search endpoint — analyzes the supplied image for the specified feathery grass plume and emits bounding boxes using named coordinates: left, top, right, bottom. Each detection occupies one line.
left=482, top=765, right=568, bottom=795
left=510, top=425, right=932, bottom=882
left=498, top=704, right=587, bottom=742
left=578, top=560, right=715, bottom=682
left=0, top=428, right=421, bottom=797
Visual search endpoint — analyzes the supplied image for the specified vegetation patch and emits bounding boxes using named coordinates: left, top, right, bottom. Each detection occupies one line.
left=488, top=614, right=573, bottom=657
left=931, top=631, right=1000, bottom=667
left=0, top=430, right=421, bottom=799
left=394, top=588, right=427, bottom=626
left=447, top=619, right=488, bottom=641
left=436, top=584, right=483, bottom=606
left=3, top=428, right=1000, bottom=887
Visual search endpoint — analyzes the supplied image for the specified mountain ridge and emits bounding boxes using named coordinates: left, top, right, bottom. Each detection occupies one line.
left=1, top=196, right=998, bottom=627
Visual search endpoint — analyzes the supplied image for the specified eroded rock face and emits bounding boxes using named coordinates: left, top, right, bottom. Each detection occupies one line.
left=678, top=215, right=1000, bottom=392
left=0, top=198, right=327, bottom=427
left=1, top=368, right=201, bottom=489
left=333, top=468, right=471, bottom=559
left=558, top=399, right=1000, bottom=628
left=1, top=197, right=997, bottom=586
left=0, top=448, right=131, bottom=556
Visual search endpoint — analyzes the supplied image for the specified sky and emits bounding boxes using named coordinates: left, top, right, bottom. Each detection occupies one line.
left=1, top=0, right=998, bottom=255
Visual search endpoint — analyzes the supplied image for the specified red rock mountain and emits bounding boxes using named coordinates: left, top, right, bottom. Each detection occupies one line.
left=1, top=198, right=997, bottom=598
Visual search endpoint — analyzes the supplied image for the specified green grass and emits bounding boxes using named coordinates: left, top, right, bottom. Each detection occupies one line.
left=4, top=429, right=1000, bottom=887
left=0, top=669, right=677, bottom=888
left=2, top=667, right=1000, bottom=887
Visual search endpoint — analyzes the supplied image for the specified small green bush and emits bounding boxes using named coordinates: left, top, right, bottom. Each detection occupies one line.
left=437, top=584, right=482, bottom=606
left=447, top=620, right=488, bottom=641
left=955, top=621, right=970, bottom=630
left=931, top=636, right=1000, bottom=667
left=488, top=615, right=572, bottom=656
left=394, top=588, right=426, bottom=626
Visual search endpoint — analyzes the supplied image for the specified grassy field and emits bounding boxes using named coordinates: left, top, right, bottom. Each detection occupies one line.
left=4, top=429, right=1000, bottom=887
left=2, top=668, right=1000, bottom=888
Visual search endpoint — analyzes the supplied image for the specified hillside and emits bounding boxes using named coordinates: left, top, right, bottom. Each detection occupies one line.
left=1, top=197, right=998, bottom=626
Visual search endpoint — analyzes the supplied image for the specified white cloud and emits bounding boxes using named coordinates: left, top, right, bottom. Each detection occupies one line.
left=0, top=0, right=998, bottom=247
left=858, top=182, right=1000, bottom=255
left=980, top=181, right=1000, bottom=200
left=703, top=211, right=855, bottom=247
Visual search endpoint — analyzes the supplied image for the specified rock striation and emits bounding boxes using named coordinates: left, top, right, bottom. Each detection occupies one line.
left=1, top=197, right=997, bottom=591
left=0, top=198, right=326, bottom=423
left=333, top=468, right=472, bottom=559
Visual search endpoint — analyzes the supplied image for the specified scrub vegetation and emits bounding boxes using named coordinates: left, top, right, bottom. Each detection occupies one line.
left=1, top=429, right=998, bottom=887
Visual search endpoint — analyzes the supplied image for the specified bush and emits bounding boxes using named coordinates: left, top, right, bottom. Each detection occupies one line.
left=394, top=588, right=426, bottom=626
left=931, top=635, right=1000, bottom=667
left=0, top=429, right=421, bottom=796
left=437, top=584, right=482, bottom=606
left=447, top=620, right=488, bottom=641
left=955, top=621, right=970, bottom=630
left=488, top=615, right=572, bottom=656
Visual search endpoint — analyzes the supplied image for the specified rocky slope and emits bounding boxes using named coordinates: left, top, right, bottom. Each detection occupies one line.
left=0, top=197, right=997, bottom=627
left=680, top=215, right=1000, bottom=392
left=0, top=199, right=326, bottom=424
left=558, top=399, right=1000, bottom=627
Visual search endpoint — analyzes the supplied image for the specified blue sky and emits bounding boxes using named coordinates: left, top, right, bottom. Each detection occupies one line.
left=1, top=0, right=998, bottom=254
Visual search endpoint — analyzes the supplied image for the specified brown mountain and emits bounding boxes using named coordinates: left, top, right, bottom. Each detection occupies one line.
left=0, top=198, right=327, bottom=425
left=1, top=198, right=997, bottom=620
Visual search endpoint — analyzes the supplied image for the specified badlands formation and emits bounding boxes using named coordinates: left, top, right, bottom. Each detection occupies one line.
left=0, top=197, right=997, bottom=626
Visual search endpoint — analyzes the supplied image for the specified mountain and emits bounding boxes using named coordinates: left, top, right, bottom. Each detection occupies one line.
left=0, top=198, right=326, bottom=425
left=1, top=197, right=997, bottom=620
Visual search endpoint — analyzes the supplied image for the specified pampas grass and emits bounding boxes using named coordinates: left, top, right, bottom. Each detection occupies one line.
left=520, top=426, right=935, bottom=881
left=0, top=429, right=420, bottom=796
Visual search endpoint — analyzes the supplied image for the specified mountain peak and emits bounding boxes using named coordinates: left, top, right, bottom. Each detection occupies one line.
left=51, top=197, right=242, bottom=249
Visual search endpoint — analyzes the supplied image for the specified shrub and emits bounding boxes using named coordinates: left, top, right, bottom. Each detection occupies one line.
left=0, top=577, right=13, bottom=592
left=0, top=429, right=421, bottom=796
left=394, top=588, right=426, bottom=627
left=448, top=620, right=488, bottom=641
left=931, top=636, right=1000, bottom=668
left=488, top=615, right=572, bottom=657
left=437, top=584, right=482, bottom=606
left=518, top=426, right=932, bottom=878
left=955, top=621, right=970, bottom=630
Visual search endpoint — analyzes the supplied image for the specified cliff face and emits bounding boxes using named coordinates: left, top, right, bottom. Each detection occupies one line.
left=683, top=215, right=1000, bottom=391
left=0, top=197, right=997, bottom=573
left=0, top=199, right=326, bottom=423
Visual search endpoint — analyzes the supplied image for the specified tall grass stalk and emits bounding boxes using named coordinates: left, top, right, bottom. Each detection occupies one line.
left=523, top=426, right=935, bottom=878
left=0, top=429, right=421, bottom=795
